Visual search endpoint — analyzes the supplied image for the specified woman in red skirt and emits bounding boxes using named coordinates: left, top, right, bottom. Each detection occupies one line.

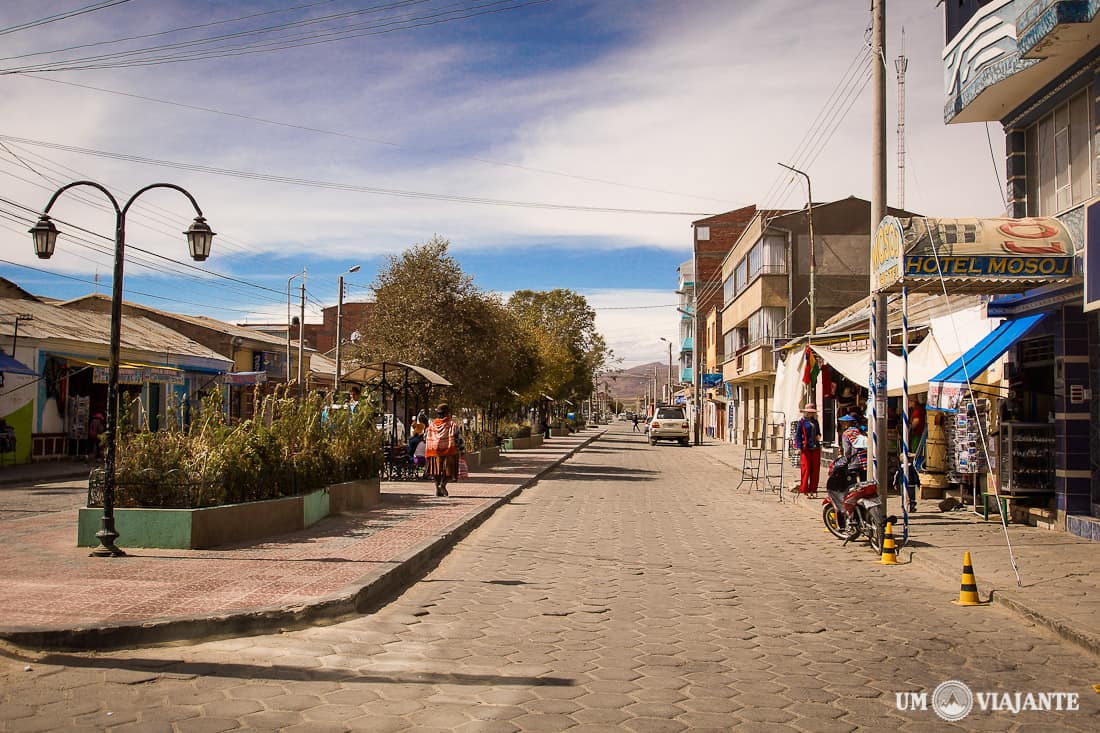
left=425, top=403, right=464, bottom=496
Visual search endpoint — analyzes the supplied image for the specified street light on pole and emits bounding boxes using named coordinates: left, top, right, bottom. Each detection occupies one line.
left=778, top=162, right=817, bottom=335
left=30, top=180, right=214, bottom=557
left=659, top=337, right=674, bottom=403
left=287, top=270, right=304, bottom=384
left=334, top=264, right=360, bottom=400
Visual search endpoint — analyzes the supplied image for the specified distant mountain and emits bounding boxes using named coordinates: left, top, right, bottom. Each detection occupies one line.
left=602, top=361, right=675, bottom=408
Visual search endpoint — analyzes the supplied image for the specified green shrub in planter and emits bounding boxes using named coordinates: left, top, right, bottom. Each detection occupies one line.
left=105, top=388, right=381, bottom=509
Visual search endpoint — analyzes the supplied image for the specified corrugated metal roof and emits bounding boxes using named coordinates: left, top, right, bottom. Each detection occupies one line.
left=61, top=294, right=293, bottom=349
left=0, top=297, right=231, bottom=363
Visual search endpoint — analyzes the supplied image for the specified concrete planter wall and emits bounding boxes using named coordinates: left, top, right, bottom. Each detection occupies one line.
left=509, top=435, right=544, bottom=450
left=77, top=478, right=381, bottom=550
left=464, top=451, right=481, bottom=471
left=480, top=446, right=499, bottom=468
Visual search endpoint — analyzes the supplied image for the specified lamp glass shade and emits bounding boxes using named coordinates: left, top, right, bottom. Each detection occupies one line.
left=185, top=216, right=215, bottom=261
left=29, top=215, right=59, bottom=259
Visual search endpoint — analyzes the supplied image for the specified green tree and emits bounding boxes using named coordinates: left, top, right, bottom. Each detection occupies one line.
left=507, top=289, right=612, bottom=403
left=350, top=236, right=539, bottom=408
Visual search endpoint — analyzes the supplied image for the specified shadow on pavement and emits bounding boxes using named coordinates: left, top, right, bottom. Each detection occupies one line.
left=37, top=654, right=577, bottom=687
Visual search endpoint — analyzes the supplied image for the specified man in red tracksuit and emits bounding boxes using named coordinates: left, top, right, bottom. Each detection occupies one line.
left=794, top=403, right=822, bottom=495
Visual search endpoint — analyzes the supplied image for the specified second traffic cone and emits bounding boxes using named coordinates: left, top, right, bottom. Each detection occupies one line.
left=954, top=551, right=988, bottom=606
left=880, top=521, right=898, bottom=565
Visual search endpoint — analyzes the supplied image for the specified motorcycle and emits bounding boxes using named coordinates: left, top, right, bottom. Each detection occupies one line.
left=821, top=455, right=892, bottom=554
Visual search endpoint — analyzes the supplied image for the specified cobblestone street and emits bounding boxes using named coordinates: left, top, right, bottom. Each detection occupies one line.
left=1, top=424, right=1096, bottom=732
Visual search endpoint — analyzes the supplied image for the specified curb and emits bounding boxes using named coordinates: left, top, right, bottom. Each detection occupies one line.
left=0, top=431, right=605, bottom=652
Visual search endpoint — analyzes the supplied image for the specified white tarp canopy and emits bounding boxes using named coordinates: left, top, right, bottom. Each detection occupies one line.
left=808, top=345, right=905, bottom=392
left=773, top=347, right=805, bottom=428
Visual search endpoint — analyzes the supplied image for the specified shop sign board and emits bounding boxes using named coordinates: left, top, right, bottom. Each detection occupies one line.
left=223, top=371, right=268, bottom=387
left=1085, top=197, right=1100, bottom=312
left=874, top=216, right=1075, bottom=292
left=93, top=365, right=184, bottom=385
left=701, top=372, right=723, bottom=387
left=872, top=216, right=904, bottom=292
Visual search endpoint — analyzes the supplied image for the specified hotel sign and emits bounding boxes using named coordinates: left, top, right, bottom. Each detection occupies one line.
left=873, top=216, right=1075, bottom=293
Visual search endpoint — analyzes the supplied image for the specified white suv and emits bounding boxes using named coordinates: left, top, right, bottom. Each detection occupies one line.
left=648, top=406, right=690, bottom=446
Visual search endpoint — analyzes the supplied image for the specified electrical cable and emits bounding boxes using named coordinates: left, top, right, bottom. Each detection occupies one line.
left=20, top=75, right=736, bottom=206
left=0, top=1, right=132, bottom=38
left=0, top=134, right=715, bottom=217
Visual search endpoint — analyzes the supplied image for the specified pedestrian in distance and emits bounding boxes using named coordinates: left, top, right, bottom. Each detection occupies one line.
left=87, top=411, right=105, bottom=463
left=793, top=403, right=822, bottom=495
left=425, top=403, right=464, bottom=497
left=632, top=415, right=640, bottom=432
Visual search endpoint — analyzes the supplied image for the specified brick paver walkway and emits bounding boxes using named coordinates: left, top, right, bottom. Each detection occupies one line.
left=0, top=424, right=1095, bottom=732
left=0, top=434, right=594, bottom=634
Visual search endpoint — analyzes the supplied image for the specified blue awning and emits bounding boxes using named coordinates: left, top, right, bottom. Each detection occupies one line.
left=0, top=352, right=35, bottom=376
left=681, top=336, right=693, bottom=351
left=930, top=312, right=1046, bottom=387
left=681, top=367, right=693, bottom=383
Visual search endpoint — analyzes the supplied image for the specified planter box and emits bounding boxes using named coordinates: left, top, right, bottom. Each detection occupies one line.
left=77, top=477, right=381, bottom=550
left=507, top=434, right=545, bottom=450
left=480, top=446, right=499, bottom=468
left=464, top=451, right=481, bottom=471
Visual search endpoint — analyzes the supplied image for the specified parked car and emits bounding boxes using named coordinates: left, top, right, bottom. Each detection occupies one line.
left=648, top=406, right=689, bottom=446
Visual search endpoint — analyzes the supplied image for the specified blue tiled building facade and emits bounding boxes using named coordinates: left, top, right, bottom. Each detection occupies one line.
left=945, top=0, right=1100, bottom=527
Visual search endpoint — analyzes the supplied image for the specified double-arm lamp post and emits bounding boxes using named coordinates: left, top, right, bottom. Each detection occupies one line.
left=29, top=181, right=214, bottom=557
left=333, top=264, right=361, bottom=399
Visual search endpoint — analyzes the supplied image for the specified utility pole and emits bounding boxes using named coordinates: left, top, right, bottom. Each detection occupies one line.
left=871, top=0, right=889, bottom=510
left=297, top=270, right=307, bottom=399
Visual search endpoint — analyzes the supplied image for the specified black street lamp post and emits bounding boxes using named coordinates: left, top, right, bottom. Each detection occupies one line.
left=29, top=181, right=214, bottom=557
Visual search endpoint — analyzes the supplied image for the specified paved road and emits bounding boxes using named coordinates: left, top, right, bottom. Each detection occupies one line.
left=1, top=424, right=1096, bottom=732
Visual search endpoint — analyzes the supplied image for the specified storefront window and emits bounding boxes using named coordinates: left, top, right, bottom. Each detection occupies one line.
left=1026, top=86, right=1093, bottom=216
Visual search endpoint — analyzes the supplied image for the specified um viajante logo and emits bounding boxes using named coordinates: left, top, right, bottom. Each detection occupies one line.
left=896, top=680, right=1082, bottom=720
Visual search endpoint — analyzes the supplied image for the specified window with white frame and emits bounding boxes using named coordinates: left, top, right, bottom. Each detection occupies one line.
left=696, top=226, right=710, bottom=241
left=723, top=272, right=735, bottom=305
left=1026, top=86, right=1093, bottom=216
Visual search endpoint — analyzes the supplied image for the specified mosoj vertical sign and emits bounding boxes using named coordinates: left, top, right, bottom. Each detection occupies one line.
left=872, top=217, right=904, bottom=292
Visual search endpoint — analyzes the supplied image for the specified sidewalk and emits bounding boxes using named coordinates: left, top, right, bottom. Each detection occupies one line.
left=0, top=458, right=89, bottom=487
left=0, top=430, right=602, bottom=651
left=697, top=438, right=1100, bottom=659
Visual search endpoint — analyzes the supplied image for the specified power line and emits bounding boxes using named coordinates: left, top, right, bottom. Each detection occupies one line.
left=0, top=134, right=716, bottom=217
left=0, top=1, right=132, bottom=38
left=22, top=75, right=735, bottom=206
left=1, top=0, right=550, bottom=74
left=0, top=194, right=292, bottom=301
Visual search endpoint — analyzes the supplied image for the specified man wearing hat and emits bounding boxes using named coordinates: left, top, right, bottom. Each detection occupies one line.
left=794, top=403, right=822, bottom=494
left=839, top=414, right=867, bottom=481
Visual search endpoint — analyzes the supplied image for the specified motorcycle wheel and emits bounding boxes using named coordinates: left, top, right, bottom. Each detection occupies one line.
left=822, top=504, right=847, bottom=540
left=868, top=505, right=886, bottom=554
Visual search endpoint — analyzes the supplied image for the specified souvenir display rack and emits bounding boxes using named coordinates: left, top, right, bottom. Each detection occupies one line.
left=997, top=422, right=1055, bottom=494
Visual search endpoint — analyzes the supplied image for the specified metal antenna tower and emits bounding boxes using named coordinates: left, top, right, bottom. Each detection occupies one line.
left=895, top=30, right=908, bottom=209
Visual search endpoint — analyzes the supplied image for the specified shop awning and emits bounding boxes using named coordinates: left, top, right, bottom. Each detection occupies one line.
left=873, top=216, right=1076, bottom=294
left=0, top=352, right=35, bottom=376
left=809, top=345, right=906, bottom=390
left=927, top=313, right=1047, bottom=408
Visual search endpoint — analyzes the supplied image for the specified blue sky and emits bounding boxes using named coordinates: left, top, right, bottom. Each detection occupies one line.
left=0, top=1, right=1006, bottom=366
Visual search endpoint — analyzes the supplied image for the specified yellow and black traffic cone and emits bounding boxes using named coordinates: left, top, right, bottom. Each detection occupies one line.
left=954, top=551, right=988, bottom=606
left=879, top=521, right=898, bottom=565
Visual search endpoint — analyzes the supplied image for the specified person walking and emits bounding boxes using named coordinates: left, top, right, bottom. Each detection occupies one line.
left=794, top=403, right=822, bottom=495
left=425, top=403, right=464, bottom=497
left=632, top=415, right=640, bottom=432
